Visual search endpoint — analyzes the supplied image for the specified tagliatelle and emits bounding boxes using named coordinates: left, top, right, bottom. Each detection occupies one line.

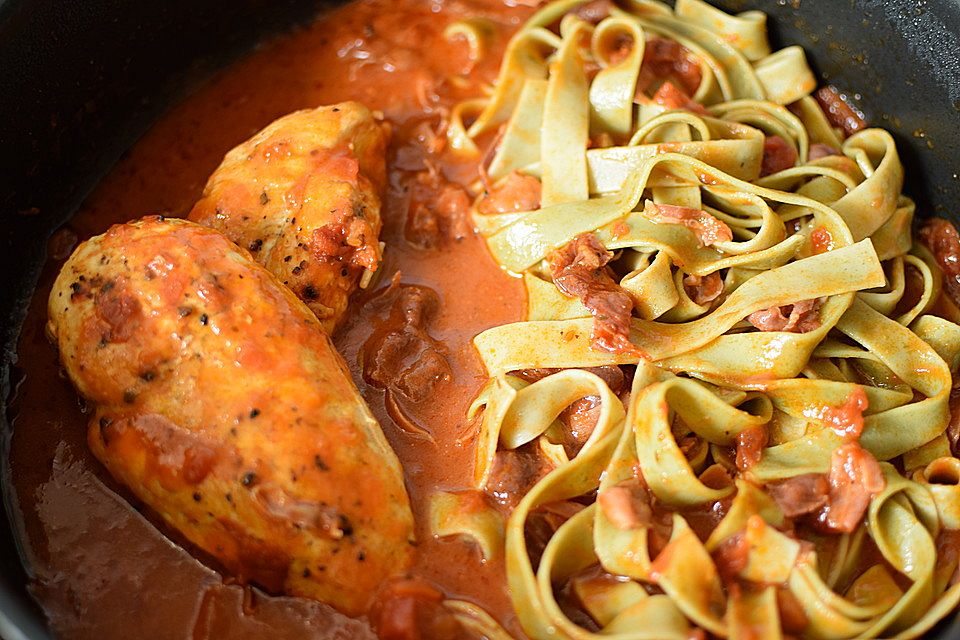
left=426, top=1, right=960, bottom=638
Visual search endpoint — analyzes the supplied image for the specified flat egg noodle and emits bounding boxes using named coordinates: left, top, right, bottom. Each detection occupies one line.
left=429, top=1, right=960, bottom=638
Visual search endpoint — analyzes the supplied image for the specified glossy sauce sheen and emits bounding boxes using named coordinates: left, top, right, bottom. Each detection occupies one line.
left=7, top=0, right=528, bottom=637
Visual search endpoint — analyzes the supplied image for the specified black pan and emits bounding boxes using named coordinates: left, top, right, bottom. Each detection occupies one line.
left=1, top=0, right=959, bottom=638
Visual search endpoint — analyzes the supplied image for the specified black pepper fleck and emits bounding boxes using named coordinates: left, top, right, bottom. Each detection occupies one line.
left=339, top=515, right=354, bottom=537
left=199, top=313, right=209, bottom=325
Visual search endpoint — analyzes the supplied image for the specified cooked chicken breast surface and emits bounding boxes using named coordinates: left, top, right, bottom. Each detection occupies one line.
left=189, top=102, right=388, bottom=333
left=47, top=216, right=414, bottom=615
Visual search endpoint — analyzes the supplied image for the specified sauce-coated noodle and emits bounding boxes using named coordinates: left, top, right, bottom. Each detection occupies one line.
left=437, top=1, right=960, bottom=638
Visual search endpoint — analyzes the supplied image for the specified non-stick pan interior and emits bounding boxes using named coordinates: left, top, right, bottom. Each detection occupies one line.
left=1, top=0, right=959, bottom=638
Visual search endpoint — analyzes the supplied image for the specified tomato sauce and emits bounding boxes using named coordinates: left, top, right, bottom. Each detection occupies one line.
left=6, top=1, right=529, bottom=637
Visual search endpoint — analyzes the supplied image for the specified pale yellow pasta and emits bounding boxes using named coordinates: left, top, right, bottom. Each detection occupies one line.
left=428, top=1, right=960, bottom=638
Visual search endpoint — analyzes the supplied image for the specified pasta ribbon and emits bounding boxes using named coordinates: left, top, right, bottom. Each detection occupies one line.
left=442, top=1, right=960, bottom=637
